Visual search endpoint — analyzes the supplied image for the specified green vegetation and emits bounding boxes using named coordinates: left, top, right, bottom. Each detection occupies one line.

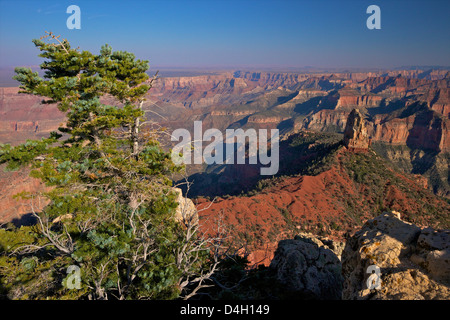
left=342, top=150, right=449, bottom=227
left=284, top=131, right=343, bottom=175
left=0, top=33, right=214, bottom=300
left=371, top=141, right=450, bottom=198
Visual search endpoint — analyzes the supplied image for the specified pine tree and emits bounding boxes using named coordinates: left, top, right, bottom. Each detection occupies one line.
left=0, top=32, right=217, bottom=300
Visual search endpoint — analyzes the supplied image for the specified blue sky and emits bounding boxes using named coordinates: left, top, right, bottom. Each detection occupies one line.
left=0, top=0, right=449, bottom=70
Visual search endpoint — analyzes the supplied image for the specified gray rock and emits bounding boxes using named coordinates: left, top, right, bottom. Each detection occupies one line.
left=269, top=233, right=344, bottom=299
left=342, top=211, right=450, bottom=300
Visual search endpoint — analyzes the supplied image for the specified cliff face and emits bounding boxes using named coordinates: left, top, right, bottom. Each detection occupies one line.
left=0, top=87, right=64, bottom=123
left=305, top=109, right=449, bottom=153
left=336, top=89, right=383, bottom=110
left=0, top=87, right=65, bottom=145
left=0, top=165, right=49, bottom=224
left=343, top=109, right=370, bottom=151
left=150, top=72, right=270, bottom=109
left=428, top=88, right=450, bottom=116
left=371, top=106, right=448, bottom=153
left=297, top=109, right=348, bottom=132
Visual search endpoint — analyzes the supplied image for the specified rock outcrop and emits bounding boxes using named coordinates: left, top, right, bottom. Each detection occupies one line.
left=342, top=211, right=450, bottom=300
left=173, top=187, right=198, bottom=225
left=269, top=233, right=344, bottom=300
left=343, top=109, right=370, bottom=151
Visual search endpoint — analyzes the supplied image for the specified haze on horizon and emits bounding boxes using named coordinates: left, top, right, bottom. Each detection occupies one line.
left=0, top=0, right=449, bottom=71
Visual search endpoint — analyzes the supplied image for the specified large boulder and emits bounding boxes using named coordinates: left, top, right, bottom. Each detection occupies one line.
left=342, top=211, right=450, bottom=300
left=172, top=187, right=198, bottom=226
left=269, top=233, right=344, bottom=299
